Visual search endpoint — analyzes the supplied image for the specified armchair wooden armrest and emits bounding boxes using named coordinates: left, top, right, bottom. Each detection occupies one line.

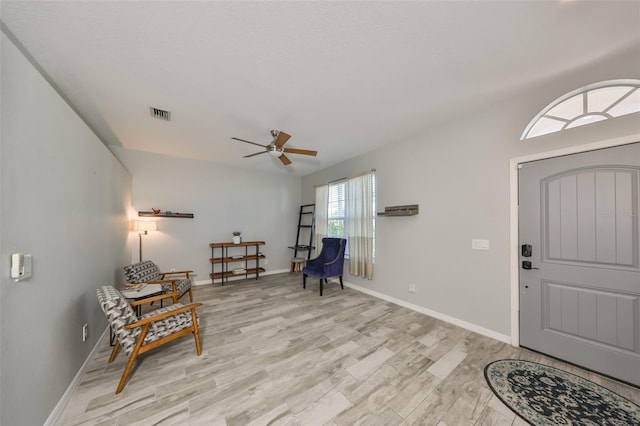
left=159, top=270, right=193, bottom=279
left=145, top=278, right=179, bottom=284
left=126, top=303, right=203, bottom=329
left=127, top=278, right=179, bottom=286
left=126, top=279, right=183, bottom=303
left=147, top=278, right=184, bottom=303
left=128, top=292, right=177, bottom=307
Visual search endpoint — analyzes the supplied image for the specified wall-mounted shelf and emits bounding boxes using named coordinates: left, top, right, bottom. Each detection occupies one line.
left=377, top=204, right=419, bottom=216
left=138, top=211, right=194, bottom=218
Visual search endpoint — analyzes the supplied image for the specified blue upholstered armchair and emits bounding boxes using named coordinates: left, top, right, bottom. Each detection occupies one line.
left=302, top=238, right=347, bottom=296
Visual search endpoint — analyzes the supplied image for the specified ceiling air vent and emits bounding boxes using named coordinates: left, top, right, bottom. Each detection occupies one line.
left=149, top=107, right=171, bottom=121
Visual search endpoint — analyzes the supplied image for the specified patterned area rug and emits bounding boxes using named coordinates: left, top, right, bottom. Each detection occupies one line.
left=484, top=359, right=640, bottom=425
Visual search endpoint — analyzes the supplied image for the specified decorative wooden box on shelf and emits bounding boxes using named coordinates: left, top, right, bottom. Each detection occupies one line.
left=209, top=241, right=266, bottom=285
left=376, top=204, right=419, bottom=216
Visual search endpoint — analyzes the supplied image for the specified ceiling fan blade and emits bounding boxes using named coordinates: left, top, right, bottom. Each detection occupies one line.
left=274, top=131, right=291, bottom=148
left=232, top=137, right=268, bottom=148
left=243, top=151, right=268, bottom=158
left=279, top=154, right=292, bottom=165
left=283, top=147, right=317, bottom=156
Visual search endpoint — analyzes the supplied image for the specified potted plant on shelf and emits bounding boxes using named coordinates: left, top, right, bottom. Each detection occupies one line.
left=232, top=231, right=242, bottom=244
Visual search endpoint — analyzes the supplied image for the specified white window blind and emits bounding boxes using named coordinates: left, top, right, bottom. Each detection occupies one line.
left=327, top=180, right=346, bottom=238
left=315, top=171, right=376, bottom=279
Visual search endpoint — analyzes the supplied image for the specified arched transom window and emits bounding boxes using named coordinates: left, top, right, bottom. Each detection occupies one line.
left=521, top=79, right=640, bottom=140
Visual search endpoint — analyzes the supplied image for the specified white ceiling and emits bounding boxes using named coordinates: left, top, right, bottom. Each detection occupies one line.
left=2, top=1, right=639, bottom=176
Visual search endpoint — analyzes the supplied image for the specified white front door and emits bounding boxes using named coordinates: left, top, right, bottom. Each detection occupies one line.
left=519, top=142, right=640, bottom=386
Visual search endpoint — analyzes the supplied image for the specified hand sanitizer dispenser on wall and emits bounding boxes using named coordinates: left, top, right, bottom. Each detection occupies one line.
left=10, top=253, right=32, bottom=282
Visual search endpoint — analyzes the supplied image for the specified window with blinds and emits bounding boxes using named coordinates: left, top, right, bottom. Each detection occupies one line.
left=327, top=180, right=346, bottom=238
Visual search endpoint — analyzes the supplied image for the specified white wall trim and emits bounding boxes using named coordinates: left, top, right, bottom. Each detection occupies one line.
left=44, top=326, right=109, bottom=426
left=508, top=134, right=640, bottom=347
left=193, top=268, right=290, bottom=286
left=344, top=281, right=511, bottom=344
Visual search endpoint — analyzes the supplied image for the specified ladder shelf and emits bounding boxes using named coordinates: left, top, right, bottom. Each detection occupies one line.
left=288, top=204, right=316, bottom=273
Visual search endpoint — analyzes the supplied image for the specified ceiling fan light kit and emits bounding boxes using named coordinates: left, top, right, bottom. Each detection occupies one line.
left=267, top=147, right=283, bottom=157
left=232, top=130, right=317, bottom=166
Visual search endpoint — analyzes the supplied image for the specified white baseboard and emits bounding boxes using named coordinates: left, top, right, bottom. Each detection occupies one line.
left=193, top=268, right=290, bottom=286
left=196, top=273, right=511, bottom=343
left=44, top=326, right=109, bottom=425
left=344, top=281, right=511, bottom=345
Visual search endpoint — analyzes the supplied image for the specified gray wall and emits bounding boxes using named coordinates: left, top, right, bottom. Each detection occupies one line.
left=1, top=31, right=132, bottom=425
left=1, top=19, right=637, bottom=425
left=301, top=43, right=640, bottom=339
left=111, top=147, right=302, bottom=282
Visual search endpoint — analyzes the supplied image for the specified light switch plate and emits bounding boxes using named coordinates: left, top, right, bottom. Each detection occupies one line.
left=472, top=239, right=490, bottom=250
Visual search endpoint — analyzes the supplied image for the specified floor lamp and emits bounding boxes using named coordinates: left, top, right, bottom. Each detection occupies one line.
left=133, top=221, right=158, bottom=262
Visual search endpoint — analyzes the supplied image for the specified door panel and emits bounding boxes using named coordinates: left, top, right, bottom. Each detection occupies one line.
left=544, top=280, right=638, bottom=351
left=543, top=168, right=638, bottom=267
left=519, top=142, right=640, bottom=386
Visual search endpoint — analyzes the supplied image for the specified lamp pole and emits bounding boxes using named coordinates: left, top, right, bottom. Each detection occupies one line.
left=138, top=230, right=147, bottom=262
left=134, top=220, right=156, bottom=262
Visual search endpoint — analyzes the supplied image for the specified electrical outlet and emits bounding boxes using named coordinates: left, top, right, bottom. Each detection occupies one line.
left=408, top=283, right=416, bottom=293
left=264, top=258, right=268, bottom=265
left=82, top=324, right=88, bottom=342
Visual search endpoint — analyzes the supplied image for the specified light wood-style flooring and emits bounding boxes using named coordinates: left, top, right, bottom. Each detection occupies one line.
left=58, top=273, right=640, bottom=425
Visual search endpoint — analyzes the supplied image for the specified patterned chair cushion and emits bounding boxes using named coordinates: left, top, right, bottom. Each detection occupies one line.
left=123, top=260, right=161, bottom=284
left=97, top=286, right=197, bottom=356
left=170, top=279, right=191, bottom=296
left=138, top=303, right=195, bottom=346
left=96, top=286, right=141, bottom=356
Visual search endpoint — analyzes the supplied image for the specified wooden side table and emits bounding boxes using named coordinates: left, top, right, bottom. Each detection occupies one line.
left=121, top=284, right=164, bottom=315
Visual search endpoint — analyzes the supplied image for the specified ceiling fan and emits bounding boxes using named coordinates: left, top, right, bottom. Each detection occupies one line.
left=232, top=130, right=317, bottom=166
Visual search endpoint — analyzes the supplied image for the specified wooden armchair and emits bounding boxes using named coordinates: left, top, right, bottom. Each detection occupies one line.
left=123, top=260, right=193, bottom=303
left=97, top=286, right=203, bottom=394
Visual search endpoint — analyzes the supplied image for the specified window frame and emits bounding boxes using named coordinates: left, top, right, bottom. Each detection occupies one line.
left=521, top=79, right=640, bottom=140
left=323, top=174, right=376, bottom=260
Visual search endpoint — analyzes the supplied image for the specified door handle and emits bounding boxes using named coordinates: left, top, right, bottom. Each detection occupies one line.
left=522, top=261, right=539, bottom=270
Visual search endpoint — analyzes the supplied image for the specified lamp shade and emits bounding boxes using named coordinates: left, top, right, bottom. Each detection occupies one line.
left=133, top=221, right=158, bottom=232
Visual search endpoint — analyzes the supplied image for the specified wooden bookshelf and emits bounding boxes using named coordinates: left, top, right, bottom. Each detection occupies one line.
left=209, top=241, right=266, bottom=285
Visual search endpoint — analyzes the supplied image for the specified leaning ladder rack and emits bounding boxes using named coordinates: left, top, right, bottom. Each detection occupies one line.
left=288, top=203, right=315, bottom=260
